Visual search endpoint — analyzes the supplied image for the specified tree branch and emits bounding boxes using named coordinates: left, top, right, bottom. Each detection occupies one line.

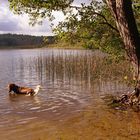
left=92, top=11, right=119, bottom=33
left=69, top=5, right=81, bottom=9
left=99, top=22, right=119, bottom=32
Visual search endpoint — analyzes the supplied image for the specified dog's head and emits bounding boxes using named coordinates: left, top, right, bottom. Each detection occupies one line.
left=8, top=83, right=19, bottom=93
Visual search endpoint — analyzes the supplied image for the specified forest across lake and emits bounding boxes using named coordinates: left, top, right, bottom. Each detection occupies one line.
left=0, top=34, right=55, bottom=48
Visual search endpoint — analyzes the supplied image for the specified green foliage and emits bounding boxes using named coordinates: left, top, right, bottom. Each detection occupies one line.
left=53, top=1, right=124, bottom=60
left=133, top=0, right=140, bottom=31
left=8, top=0, right=73, bottom=25
left=8, top=0, right=140, bottom=60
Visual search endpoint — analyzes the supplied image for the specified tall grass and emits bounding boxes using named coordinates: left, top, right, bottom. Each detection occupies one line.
left=31, top=49, right=132, bottom=86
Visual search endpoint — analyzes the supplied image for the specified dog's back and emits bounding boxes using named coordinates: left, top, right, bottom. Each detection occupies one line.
left=8, top=83, right=41, bottom=96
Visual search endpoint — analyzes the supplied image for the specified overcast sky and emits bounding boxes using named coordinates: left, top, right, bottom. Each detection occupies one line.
left=0, top=0, right=90, bottom=36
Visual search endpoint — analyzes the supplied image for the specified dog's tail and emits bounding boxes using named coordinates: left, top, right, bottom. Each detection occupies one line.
left=33, top=85, right=41, bottom=96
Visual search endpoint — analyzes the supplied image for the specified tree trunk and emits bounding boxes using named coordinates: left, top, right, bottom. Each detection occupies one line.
left=106, top=0, right=140, bottom=82
left=105, top=0, right=140, bottom=106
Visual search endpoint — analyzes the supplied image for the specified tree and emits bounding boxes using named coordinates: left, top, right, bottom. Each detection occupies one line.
left=8, top=0, right=140, bottom=100
left=8, top=0, right=74, bottom=25
left=53, top=2, right=123, bottom=57
left=106, top=0, right=140, bottom=93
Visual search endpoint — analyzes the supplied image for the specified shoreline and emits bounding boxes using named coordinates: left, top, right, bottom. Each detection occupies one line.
left=0, top=44, right=85, bottom=50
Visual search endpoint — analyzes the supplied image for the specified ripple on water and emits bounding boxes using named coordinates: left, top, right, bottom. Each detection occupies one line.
left=0, top=87, right=91, bottom=127
left=29, top=106, right=41, bottom=110
left=16, top=117, right=38, bottom=125
left=0, top=48, right=96, bottom=131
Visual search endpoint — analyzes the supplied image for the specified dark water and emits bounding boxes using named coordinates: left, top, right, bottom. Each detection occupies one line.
left=0, top=48, right=139, bottom=140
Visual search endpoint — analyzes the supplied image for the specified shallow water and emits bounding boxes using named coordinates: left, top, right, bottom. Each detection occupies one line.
left=0, top=48, right=139, bottom=140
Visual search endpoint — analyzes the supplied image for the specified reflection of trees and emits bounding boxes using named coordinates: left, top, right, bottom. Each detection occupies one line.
left=15, top=49, right=131, bottom=92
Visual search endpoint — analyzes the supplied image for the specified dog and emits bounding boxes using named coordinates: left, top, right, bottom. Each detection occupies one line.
left=8, top=83, right=41, bottom=96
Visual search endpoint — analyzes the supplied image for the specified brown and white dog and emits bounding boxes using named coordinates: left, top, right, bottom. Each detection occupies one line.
left=8, top=83, right=41, bottom=96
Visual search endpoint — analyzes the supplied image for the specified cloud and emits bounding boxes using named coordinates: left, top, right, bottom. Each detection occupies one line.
left=0, top=0, right=8, bottom=6
left=73, top=0, right=90, bottom=6
left=0, top=0, right=54, bottom=36
left=1, top=0, right=8, bottom=3
left=0, top=0, right=90, bottom=36
left=0, top=21, right=20, bottom=31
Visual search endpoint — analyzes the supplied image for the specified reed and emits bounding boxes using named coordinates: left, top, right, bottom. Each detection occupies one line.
left=31, top=49, right=132, bottom=86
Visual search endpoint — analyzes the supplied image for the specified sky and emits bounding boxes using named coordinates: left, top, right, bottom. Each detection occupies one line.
left=0, top=0, right=90, bottom=36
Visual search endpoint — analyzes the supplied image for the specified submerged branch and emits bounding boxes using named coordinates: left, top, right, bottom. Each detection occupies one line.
left=112, top=85, right=140, bottom=111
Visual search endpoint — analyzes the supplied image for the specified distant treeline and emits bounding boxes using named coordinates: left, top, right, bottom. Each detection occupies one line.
left=0, top=34, right=55, bottom=48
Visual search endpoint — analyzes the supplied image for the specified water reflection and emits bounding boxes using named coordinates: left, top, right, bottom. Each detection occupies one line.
left=0, top=48, right=135, bottom=140
left=0, top=49, right=130, bottom=117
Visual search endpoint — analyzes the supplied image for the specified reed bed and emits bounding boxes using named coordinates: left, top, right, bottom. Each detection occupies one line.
left=25, top=50, right=132, bottom=86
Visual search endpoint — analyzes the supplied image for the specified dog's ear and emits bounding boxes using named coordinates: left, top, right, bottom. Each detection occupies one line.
left=8, top=84, right=15, bottom=92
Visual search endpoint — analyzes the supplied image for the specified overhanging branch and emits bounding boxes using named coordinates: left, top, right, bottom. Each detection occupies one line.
left=99, top=22, right=119, bottom=32
left=92, top=11, right=119, bottom=33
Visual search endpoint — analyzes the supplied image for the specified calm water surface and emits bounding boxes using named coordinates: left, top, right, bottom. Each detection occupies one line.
left=0, top=48, right=139, bottom=140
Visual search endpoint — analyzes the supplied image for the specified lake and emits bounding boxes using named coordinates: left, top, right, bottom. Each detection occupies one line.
left=0, top=48, right=139, bottom=140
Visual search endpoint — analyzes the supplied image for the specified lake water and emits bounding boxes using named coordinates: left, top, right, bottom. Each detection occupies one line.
left=0, top=48, right=139, bottom=140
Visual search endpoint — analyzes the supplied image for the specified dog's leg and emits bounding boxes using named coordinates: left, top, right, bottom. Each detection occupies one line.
left=9, top=91, right=17, bottom=96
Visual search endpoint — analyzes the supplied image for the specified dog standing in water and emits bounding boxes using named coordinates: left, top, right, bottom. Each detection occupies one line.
left=8, top=83, right=41, bottom=96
